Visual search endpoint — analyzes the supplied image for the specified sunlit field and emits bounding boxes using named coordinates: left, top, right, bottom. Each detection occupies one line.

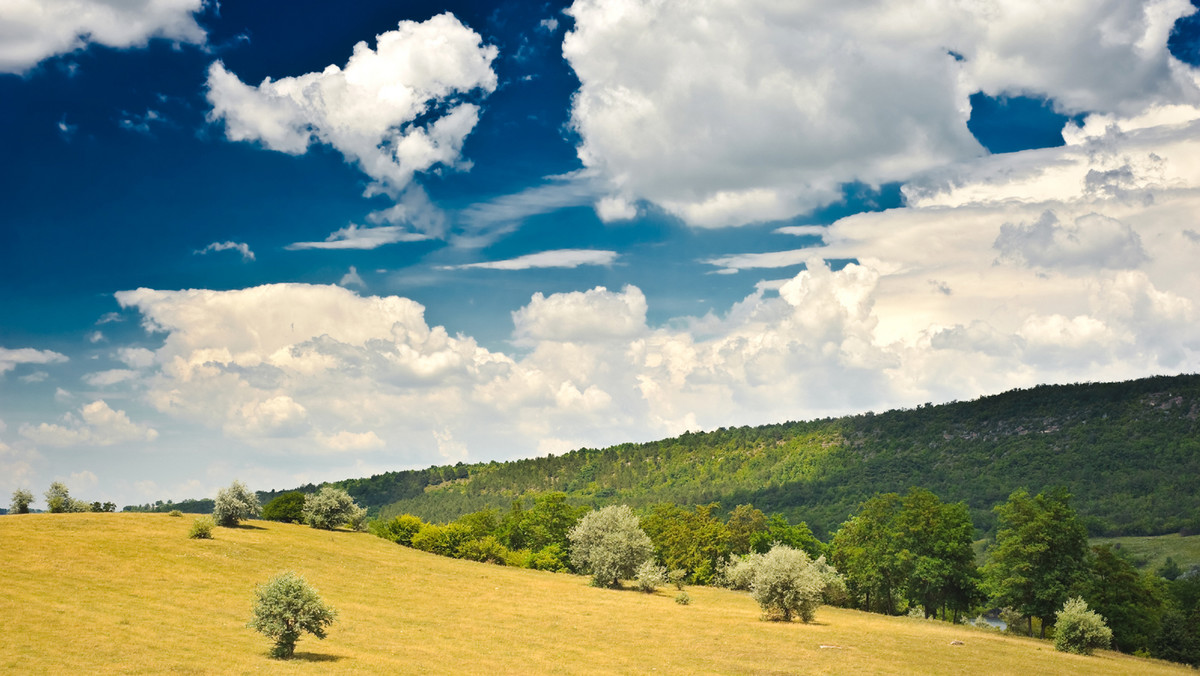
left=0, top=513, right=1188, bottom=675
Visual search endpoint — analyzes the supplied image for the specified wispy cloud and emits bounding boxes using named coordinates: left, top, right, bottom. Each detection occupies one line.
left=339, top=266, right=365, bottom=288
left=194, top=240, right=255, bottom=261
left=702, top=249, right=813, bottom=273
left=286, top=224, right=431, bottom=251
left=440, top=249, right=619, bottom=271
left=0, top=347, right=68, bottom=377
left=454, top=173, right=600, bottom=247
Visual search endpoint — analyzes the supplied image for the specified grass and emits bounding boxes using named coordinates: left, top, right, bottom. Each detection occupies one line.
left=1090, top=534, right=1200, bottom=572
left=0, top=513, right=1190, bottom=675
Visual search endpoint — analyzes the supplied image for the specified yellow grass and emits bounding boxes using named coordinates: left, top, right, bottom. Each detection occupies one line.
left=0, top=513, right=1188, bottom=675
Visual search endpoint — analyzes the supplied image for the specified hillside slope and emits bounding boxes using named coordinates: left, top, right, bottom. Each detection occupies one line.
left=355, top=374, right=1199, bottom=537
left=0, top=513, right=1188, bottom=675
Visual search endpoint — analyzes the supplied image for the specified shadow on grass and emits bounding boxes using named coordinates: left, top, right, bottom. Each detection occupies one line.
left=230, top=523, right=268, bottom=530
left=286, top=652, right=346, bottom=663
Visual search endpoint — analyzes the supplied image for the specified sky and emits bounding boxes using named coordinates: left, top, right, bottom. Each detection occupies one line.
left=3, top=0, right=1200, bottom=509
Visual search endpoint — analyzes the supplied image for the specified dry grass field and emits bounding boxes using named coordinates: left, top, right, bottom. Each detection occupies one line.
left=0, top=513, right=1189, bottom=674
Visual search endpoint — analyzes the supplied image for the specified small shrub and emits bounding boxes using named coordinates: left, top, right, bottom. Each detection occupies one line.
left=457, top=535, right=510, bottom=565
left=527, top=544, right=571, bottom=572
left=635, top=560, right=668, bottom=593
left=1054, top=597, right=1112, bottom=655
left=168, top=509, right=183, bottom=517
left=189, top=516, right=215, bottom=539
left=213, top=480, right=261, bottom=527
left=675, top=591, right=691, bottom=605
left=248, top=572, right=337, bottom=659
left=668, top=569, right=687, bottom=590
left=750, top=544, right=824, bottom=623
left=370, top=514, right=425, bottom=546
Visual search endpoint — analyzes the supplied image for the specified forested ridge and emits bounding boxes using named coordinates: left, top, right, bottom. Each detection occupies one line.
left=243, top=374, right=1198, bottom=537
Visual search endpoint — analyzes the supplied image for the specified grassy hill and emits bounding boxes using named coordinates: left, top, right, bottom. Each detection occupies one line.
left=335, top=374, right=1199, bottom=538
left=0, top=513, right=1190, bottom=675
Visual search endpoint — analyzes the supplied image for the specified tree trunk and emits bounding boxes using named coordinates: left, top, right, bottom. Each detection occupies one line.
left=1029, top=616, right=1034, bottom=637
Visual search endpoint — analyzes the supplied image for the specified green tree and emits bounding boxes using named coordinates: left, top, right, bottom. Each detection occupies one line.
left=1084, top=545, right=1168, bottom=653
left=213, top=480, right=261, bottom=527
left=568, top=505, right=653, bottom=588
left=830, top=493, right=907, bottom=614
left=983, top=488, right=1089, bottom=637
left=726, top=504, right=767, bottom=555
left=893, top=488, right=981, bottom=621
left=750, top=544, right=825, bottom=622
left=640, top=503, right=729, bottom=584
left=44, top=482, right=71, bottom=513
left=261, top=492, right=306, bottom=523
left=302, top=486, right=365, bottom=530
left=10, top=489, right=33, bottom=514
left=247, top=572, right=337, bottom=659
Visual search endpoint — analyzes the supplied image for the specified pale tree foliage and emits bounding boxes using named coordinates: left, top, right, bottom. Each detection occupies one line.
left=302, top=486, right=366, bottom=530
left=43, top=482, right=88, bottom=513
left=1054, top=597, right=1113, bottom=655
left=10, top=489, right=33, bottom=514
left=248, top=572, right=337, bottom=659
left=568, top=504, right=654, bottom=588
left=751, top=544, right=826, bottom=622
left=213, top=480, right=261, bottom=527
left=635, top=559, right=668, bottom=593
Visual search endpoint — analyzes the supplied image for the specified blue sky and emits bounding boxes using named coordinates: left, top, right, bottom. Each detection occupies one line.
left=3, top=0, right=1200, bottom=508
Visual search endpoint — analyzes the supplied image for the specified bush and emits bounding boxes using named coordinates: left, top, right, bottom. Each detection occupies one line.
left=261, top=492, right=306, bottom=523
left=568, top=505, right=654, bottom=588
left=1053, top=597, right=1113, bottom=655
left=247, top=572, right=337, bottom=659
left=636, top=560, right=668, bottom=593
left=370, top=514, right=425, bottom=546
left=457, top=535, right=510, bottom=564
left=44, top=482, right=71, bottom=513
left=168, top=509, right=183, bottom=517
left=302, top=487, right=365, bottom=530
left=675, top=591, right=691, bottom=605
left=527, top=544, right=572, bottom=572
left=668, top=569, right=687, bottom=590
left=213, top=480, right=261, bottom=527
left=722, top=553, right=764, bottom=591
left=750, top=544, right=825, bottom=622
left=411, top=523, right=449, bottom=555
left=9, top=489, right=33, bottom=514
left=189, top=516, right=215, bottom=539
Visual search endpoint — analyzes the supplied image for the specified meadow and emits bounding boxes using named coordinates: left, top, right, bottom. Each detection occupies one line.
left=0, top=513, right=1189, bottom=674
left=1091, top=533, right=1200, bottom=573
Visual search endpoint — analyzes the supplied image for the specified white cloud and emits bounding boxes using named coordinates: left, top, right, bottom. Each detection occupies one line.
left=88, top=331, right=105, bottom=344
left=441, top=249, right=618, bottom=271
left=286, top=223, right=431, bottom=250
left=994, top=211, right=1147, bottom=269
left=195, top=240, right=255, bottom=261
left=205, top=13, right=497, bottom=198
left=20, top=400, right=158, bottom=447
left=0, top=0, right=206, bottom=74
left=339, top=266, right=365, bottom=288
left=563, top=0, right=1200, bottom=228
left=0, top=347, right=68, bottom=377
left=117, top=347, right=156, bottom=369
left=318, top=430, right=385, bottom=452
left=512, top=286, right=647, bottom=344
left=455, top=174, right=599, bottom=245
left=82, top=369, right=138, bottom=387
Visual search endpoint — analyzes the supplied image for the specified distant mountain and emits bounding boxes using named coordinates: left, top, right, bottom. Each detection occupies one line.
left=261, top=374, right=1200, bottom=538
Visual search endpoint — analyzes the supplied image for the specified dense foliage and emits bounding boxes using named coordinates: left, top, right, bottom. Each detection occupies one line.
left=261, top=492, right=306, bottom=523
left=247, top=572, right=337, bottom=659
left=569, top=505, right=654, bottom=588
left=302, top=487, right=366, bottom=531
left=213, top=481, right=261, bottom=527
left=355, top=375, right=1200, bottom=538
left=1053, top=597, right=1113, bottom=655
left=9, top=489, right=32, bottom=514
left=750, top=544, right=825, bottom=622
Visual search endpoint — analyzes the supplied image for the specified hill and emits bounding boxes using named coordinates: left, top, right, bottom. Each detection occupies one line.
left=324, top=374, right=1196, bottom=538
left=0, top=512, right=1188, bottom=674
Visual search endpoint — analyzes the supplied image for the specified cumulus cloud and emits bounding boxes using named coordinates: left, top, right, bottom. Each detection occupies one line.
left=0, top=347, right=68, bottom=377
left=20, top=400, right=158, bottom=447
left=205, top=13, right=497, bottom=205
left=441, top=249, right=618, bottom=271
left=563, top=0, right=1200, bottom=227
left=512, top=286, right=647, bottom=344
left=0, top=0, right=206, bottom=74
left=195, top=240, right=255, bottom=261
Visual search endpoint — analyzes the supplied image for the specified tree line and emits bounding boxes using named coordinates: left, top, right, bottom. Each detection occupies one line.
left=364, top=486, right=1200, bottom=667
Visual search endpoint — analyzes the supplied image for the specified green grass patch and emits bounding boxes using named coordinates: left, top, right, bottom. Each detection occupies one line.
left=0, top=513, right=1190, bottom=674
left=1090, top=534, right=1200, bottom=572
